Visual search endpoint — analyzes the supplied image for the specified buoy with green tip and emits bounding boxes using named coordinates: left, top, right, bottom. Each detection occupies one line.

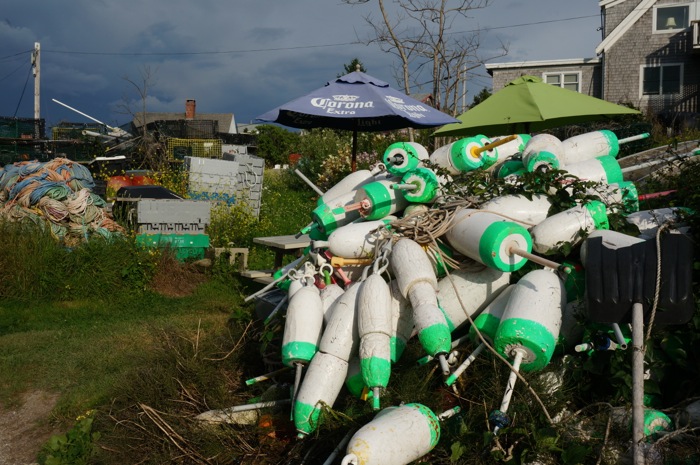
left=529, top=200, right=609, bottom=255
left=281, top=285, right=324, bottom=410
left=390, top=238, right=452, bottom=375
left=521, top=133, right=564, bottom=172
left=394, top=167, right=440, bottom=203
left=561, top=155, right=623, bottom=185
left=388, top=280, right=414, bottom=363
left=306, top=190, right=363, bottom=236
left=487, top=134, right=531, bottom=166
left=436, top=267, right=510, bottom=333
left=345, top=177, right=409, bottom=220
left=382, top=141, right=429, bottom=175
left=490, top=269, right=565, bottom=434
left=357, top=273, right=393, bottom=410
left=429, top=135, right=491, bottom=174
left=341, top=403, right=441, bottom=465
left=444, top=209, right=533, bottom=272
left=561, top=130, right=649, bottom=164
left=494, top=159, right=526, bottom=178
left=584, top=181, right=639, bottom=214
left=445, top=285, right=514, bottom=387
left=293, top=283, right=362, bottom=437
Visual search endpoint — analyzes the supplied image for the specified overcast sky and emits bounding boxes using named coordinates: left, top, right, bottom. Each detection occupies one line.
left=1, top=1, right=602, bottom=131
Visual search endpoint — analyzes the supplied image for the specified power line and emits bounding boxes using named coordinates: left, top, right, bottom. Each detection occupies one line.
left=0, top=61, right=29, bottom=83
left=0, top=49, right=33, bottom=60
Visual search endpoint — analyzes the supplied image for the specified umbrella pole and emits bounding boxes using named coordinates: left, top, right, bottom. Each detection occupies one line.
left=352, top=129, right=358, bottom=172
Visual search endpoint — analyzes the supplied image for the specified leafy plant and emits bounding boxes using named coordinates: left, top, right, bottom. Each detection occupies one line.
left=39, top=410, right=100, bottom=465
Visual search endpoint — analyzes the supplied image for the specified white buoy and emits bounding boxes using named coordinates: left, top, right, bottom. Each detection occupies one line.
left=521, top=133, right=564, bottom=172
left=445, top=209, right=532, bottom=272
left=584, top=180, right=639, bottom=214
left=341, top=403, right=441, bottom=465
left=303, top=190, right=362, bottom=236
left=487, top=134, right=531, bottom=166
left=320, top=283, right=345, bottom=324
left=529, top=201, right=609, bottom=254
left=313, top=218, right=392, bottom=259
left=349, top=177, right=409, bottom=220
left=479, top=194, right=553, bottom=229
left=494, top=159, right=527, bottom=178
left=625, top=207, right=691, bottom=237
left=429, top=135, right=490, bottom=174
left=491, top=269, right=565, bottom=433
left=389, top=280, right=415, bottom=363
left=281, top=285, right=324, bottom=408
left=319, top=165, right=384, bottom=206
left=382, top=142, right=429, bottom=175
left=294, top=283, right=362, bottom=437
left=391, top=238, right=452, bottom=375
left=357, top=273, right=393, bottom=409
left=444, top=285, right=514, bottom=387
left=560, top=130, right=649, bottom=165
left=560, top=155, right=624, bottom=185
left=436, top=267, right=510, bottom=332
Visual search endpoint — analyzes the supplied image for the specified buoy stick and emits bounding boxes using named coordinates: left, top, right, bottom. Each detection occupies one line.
left=472, top=134, right=518, bottom=157
left=437, top=406, right=462, bottom=421
left=507, top=246, right=571, bottom=273
left=209, top=399, right=291, bottom=415
left=245, top=271, right=292, bottom=302
left=444, top=342, right=486, bottom=387
left=295, top=169, right=325, bottom=197
left=610, top=323, right=628, bottom=350
left=416, top=334, right=471, bottom=366
left=621, top=150, right=698, bottom=174
left=618, top=133, right=650, bottom=145
left=263, top=295, right=289, bottom=326
left=437, top=353, right=451, bottom=376
left=331, top=256, right=374, bottom=267
left=632, top=302, right=645, bottom=464
left=372, top=387, right=381, bottom=410
left=322, top=429, right=356, bottom=465
left=493, top=348, right=525, bottom=435
left=637, top=189, right=677, bottom=201
left=291, top=362, right=303, bottom=417
left=391, top=183, right=419, bottom=191
left=245, top=366, right=291, bottom=386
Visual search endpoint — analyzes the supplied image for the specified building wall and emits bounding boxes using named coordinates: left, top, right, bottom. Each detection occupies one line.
left=490, top=63, right=601, bottom=97
left=603, top=0, right=700, bottom=118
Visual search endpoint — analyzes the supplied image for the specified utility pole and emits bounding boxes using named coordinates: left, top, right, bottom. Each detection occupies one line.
left=32, top=42, right=40, bottom=120
left=461, top=64, right=467, bottom=113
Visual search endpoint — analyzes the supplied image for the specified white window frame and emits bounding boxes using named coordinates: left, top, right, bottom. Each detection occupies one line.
left=542, top=71, right=582, bottom=93
left=639, top=63, right=684, bottom=99
left=652, top=3, right=693, bottom=34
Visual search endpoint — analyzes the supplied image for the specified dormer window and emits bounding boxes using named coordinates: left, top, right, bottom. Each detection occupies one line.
left=654, top=5, right=690, bottom=33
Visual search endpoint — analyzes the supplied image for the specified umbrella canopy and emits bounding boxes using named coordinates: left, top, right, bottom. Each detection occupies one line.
left=256, top=70, right=459, bottom=170
left=434, top=75, right=640, bottom=137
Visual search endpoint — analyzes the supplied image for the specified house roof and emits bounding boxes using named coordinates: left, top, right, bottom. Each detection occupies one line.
left=133, top=112, right=237, bottom=134
left=596, top=0, right=657, bottom=55
left=485, top=58, right=601, bottom=74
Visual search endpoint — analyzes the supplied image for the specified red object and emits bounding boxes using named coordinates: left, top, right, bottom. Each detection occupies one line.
left=638, top=190, right=677, bottom=201
left=106, top=175, right=133, bottom=200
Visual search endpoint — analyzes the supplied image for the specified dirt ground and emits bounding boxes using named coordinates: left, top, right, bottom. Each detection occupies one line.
left=0, top=390, right=61, bottom=465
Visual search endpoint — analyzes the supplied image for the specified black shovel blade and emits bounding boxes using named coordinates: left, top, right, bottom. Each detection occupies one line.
left=585, top=233, right=694, bottom=325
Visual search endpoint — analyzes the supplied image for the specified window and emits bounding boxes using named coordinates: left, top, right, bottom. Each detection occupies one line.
left=653, top=5, right=690, bottom=32
left=544, top=72, right=580, bottom=92
left=642, top=64, right=682, bottom=95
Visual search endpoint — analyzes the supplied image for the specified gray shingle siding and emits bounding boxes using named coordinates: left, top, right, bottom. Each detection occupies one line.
left=489, top=63, right=601, bottom=97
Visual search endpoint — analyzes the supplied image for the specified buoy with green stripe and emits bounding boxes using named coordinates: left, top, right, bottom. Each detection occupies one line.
left=487, top=134, right=531, bottom=167
left=301, top=190, right=362, bottom=236
left=281, top=285, right=324, bottom=410
left=479, top=193, right=553, bottom=229
left=530, top=200, right=609, bottom=255
left=341, top=403, right=441, bottom=465
left=393, top=167, right=440, bottom=204
left=445, top=285, right=514, bottom=387
left=357, top=273, right=393, bottom=410
left=444, top=209, right=533, bottom=272
left=429, top=135, right=491, bottom=174
left=348, top=177, right=409, bottom=220
left=436, top=266, right=510, bottom=333
left=388, top=280, right=414, bottom=363
left=561, top=130, right=649, bottom=165
left=382, top=141, right=429, bottom=175
left=293, top=283, right=362, bottom=437
left=561, top=155, right=623, bottom=185
left=494, top=159, right=527, bottom=178
left=521, top=133, right=564, bottom=172
left=390, top=238, right=452, bottom=375
left=490, top=269, right=566, bottom=434
left=584, top=181, right=639, bottom=214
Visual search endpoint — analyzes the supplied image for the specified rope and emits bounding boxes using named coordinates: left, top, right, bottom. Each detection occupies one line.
left=644, top=222, right=671, bottom=342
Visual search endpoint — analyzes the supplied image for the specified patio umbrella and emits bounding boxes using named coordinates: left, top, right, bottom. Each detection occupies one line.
left=434, top=75, right=640, bottom=138
left=256, top=70, right=459, bottom=171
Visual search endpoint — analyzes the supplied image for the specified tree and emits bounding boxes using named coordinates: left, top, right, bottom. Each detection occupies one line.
left=470, top=86, right=491, bottom=107
left=339, top=58, right=367, bottom=77
left=255, top=124, right=300, bottom=167
left=342, top=0, right=507, bottom=116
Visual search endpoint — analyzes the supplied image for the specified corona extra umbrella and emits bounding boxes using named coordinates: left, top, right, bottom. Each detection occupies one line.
left=256, top=70, right=459, bottom=170
left=434, top=75, right=640, bottom=137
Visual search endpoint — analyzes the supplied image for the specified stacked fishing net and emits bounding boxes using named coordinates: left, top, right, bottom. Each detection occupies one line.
left=0, top=157, right=124, bottom=244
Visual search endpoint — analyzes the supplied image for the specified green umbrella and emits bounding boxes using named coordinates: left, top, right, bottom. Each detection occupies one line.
left=434, top=75, right=640, bottom=137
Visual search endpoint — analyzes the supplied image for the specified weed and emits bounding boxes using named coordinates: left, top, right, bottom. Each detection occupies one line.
left=38, top=410, right=100, bottom=465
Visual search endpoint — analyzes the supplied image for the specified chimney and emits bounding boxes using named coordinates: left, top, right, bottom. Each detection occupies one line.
left=185, top=99, right=196, bottom=120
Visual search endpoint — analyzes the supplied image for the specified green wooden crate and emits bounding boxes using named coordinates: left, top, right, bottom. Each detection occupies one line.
left=136, top=233, right=209, bottom=261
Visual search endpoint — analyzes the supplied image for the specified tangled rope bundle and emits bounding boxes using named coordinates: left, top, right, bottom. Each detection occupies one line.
left=0, top=158, right=124, bottom=244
